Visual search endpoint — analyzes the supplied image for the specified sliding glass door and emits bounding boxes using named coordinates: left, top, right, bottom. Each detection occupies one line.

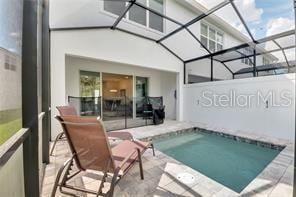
left=136, top=76, right=149, bottom=117
left=77, top=72, right=149, bottom=120
left=79, top=71, right=100, bottom=97
left=102, top=73, right=133, bottom=121
left=79, top=71, right=101, bottom=116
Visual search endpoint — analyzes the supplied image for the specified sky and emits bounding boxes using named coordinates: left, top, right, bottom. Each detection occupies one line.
left=0, top=0, right=23, bottom=55
left=246, top=0, right=294, bottom=38
left=195, top=0, right=295, bottom=39
left=195, top=0, right=295, bottom=61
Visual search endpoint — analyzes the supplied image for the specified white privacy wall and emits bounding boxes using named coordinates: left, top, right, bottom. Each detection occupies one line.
left=183, top=74, right=295, bottom=140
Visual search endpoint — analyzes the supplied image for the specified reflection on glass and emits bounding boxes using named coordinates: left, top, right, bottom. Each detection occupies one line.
left=102, top=73, right=133, bottom=120
left=149, top=0, right=164, bottom=32
left=0, top=0, right=23, bottom=145
left=209, top=28, right=215, bottom=40
left=209, top=40, right=216, bottom=52
left=129, top=0, right=147, bottom=26
left=201, top=23, right=208, bottom=36
left=80, top=71, right=100, bottom=97
left=104, top=0, right=126, bottom=16
left=136, top=77, right=148, bottom=117
left=136, top=77, right=148, bottom=98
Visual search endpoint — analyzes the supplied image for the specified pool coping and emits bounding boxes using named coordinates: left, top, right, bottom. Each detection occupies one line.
left=139, top=125, right=294, bottom=196
left=142, top=127, right=286, bottom=151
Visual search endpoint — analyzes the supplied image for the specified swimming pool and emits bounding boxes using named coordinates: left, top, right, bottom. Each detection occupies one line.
left=153, top=130, right=282, bottom=193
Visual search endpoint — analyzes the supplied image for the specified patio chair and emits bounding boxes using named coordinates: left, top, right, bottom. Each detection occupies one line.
left=51, top=115, right=150, bottom=197
left=143, top=103, right=154, bottom=125
left=153, top=105, right=165, bottom=125
left=50, top=105, right=146, bottom=156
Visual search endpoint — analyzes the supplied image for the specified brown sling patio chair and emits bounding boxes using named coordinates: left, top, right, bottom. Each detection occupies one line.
left=51, top=115, right=151, bottom=197
left=50, top=105, right=151, bottom=156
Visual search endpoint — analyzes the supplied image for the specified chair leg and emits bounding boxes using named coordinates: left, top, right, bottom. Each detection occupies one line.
left=136, top=148, right=144, bottom=180
left=107, top=168, right=121, bottom=197
left=96, top=170, right=108, bottom=197
left=50, top=132, right=64, bottom=156
left=51, top=157, right=73, bottom=197
left=150, top=143, right=155, bottom=156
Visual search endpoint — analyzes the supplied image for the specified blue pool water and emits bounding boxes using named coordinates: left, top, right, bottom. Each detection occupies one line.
left=153, top=132, right=281, bottom=192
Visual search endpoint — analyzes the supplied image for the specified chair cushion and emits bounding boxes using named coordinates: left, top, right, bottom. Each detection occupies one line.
left=112, top=140, right=150, bottom=173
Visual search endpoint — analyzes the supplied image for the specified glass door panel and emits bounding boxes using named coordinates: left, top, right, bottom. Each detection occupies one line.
left=102, top=73, right=133, bottom=121
left=136, top=76, right=148, bottom=117
left=0, top=0, right=23, bottom=146
left=79, top=71, right=101, bottom=116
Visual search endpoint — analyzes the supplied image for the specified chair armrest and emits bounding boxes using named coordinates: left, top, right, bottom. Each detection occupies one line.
left=117, top=148, right=140, bottom=169
left=108, top=137, right=122, bottom=142
left=110, top=148, right=143, bottom=195
left=109, top=149, right=139, bottom=197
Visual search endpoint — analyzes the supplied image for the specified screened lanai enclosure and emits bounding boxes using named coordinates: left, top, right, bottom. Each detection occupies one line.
left=84, top=0, right=296, bottom=84
left=51, top=0, right=296, bottom=131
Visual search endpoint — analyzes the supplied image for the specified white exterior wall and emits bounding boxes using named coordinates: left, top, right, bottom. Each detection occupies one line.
left=49, top=0, right=276, bottom=83
left=65, top=56, right=177, bottom=120
left=49, top=0, right=249, bottom=60
left=183, top=74, right=295, bottom=140
left=49, top=0, right=200, bottom=38
left=49, top=0, right=189, bottom=139
left=50, top=29, right=183, bottom=139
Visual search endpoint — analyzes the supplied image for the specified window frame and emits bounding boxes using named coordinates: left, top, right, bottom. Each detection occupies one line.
left=241, top=48, right=253, bottom=66
left=128, top=0, right=148, bottom=27
left=148, top=0, right=165, bottom=33
left=241, top=58, right=253, bottom=66
left=262, top=56, right=270, bottom=65
left=200, top=22, right=224, bottom=53
left=103, top=0, right=127, bottom=18
left=102, top=0, right=166, bottom=34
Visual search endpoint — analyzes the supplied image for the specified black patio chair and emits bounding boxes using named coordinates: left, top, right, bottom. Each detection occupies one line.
left=142, top=103, right=154, bottom=125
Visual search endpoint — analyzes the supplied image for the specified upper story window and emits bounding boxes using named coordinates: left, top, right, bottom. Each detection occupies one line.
left=104, top=1, right=126, bottom=16
left=201, top=23, right=223, bottom=52
left=104, top=0, right=164, bottom=33
left=4, top=55, right=17, bottom=72
left=149, top=0, right=164, bottom=32
left=241, top=48, right=253, bottom=66
left=241, top=57, right=253, bottom=66
left=263, top=57, right=270, bottom=65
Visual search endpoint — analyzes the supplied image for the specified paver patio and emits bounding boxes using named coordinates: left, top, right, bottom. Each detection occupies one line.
left=42, top=120, right=294, bottom=197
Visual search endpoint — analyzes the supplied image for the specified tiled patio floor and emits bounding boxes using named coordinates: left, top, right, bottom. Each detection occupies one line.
left=42, top=120, right=294, bottom=197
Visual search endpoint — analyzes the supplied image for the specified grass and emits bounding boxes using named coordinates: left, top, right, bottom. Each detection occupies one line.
left=0, top=119, right=22, bottom=145
left=0, top=109, right=21, bottom=124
